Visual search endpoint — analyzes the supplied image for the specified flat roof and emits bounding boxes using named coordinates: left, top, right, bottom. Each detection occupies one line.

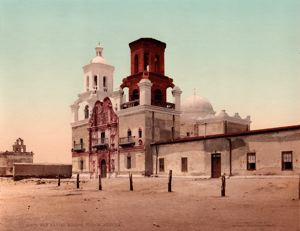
left=152, top=124, right=300, bottom=146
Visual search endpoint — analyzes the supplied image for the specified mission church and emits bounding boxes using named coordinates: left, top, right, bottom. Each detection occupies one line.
left=71, top=38, right=300, bottom=178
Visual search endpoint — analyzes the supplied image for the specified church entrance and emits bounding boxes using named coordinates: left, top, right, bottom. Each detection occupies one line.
left=100, top=159, right=107, bottom=178
left=211, top=153, right=221, bottom=178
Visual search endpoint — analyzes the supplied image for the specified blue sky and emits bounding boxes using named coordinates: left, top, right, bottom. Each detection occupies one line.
left=0, top=0, right=299, bottom=163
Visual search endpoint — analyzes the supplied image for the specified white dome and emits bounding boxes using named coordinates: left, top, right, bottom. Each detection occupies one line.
left=181, top=95, right=215, bottom=121
left=90, top=56, right=107, bottom=64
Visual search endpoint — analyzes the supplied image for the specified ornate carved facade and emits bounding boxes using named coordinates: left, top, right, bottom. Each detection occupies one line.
left=88, top=97, right=118, bottom=178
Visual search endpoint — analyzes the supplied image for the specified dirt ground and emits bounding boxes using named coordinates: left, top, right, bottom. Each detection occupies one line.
left=0, top=176, right=299, bottom=231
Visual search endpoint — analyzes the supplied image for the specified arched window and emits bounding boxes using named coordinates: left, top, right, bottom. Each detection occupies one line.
left=134, top=55, right=139, bottom=73
left=94, top=75, right=98, bottom=89
left=154, top=55, right=160, bottom=72
left=154, top=89, right=163, bottom=104
left=103, top=76, right=107, bottom=87
left=138, top=128, right=142, bottom=138
left=127, top=129, right=132, bottom=137
left=132, top=89, right=139, bottom=100
left=84, top=105, right=89, bottom=119
left=144, top=52, right=149, bottom=71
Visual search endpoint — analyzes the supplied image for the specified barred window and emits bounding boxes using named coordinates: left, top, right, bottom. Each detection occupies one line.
left=282, top=151, right=293, bottom=170
left=247, top=153, right=256, bottom=170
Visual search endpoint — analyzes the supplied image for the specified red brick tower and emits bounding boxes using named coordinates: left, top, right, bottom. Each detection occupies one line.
left=120, top=38, right=174, bottom=107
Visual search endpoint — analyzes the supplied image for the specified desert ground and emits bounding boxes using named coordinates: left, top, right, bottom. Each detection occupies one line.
left=0, top=176, right=299, bottom=231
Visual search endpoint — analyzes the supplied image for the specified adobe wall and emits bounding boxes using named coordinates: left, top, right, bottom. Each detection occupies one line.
left=13, top=163, right=72, bottom=180
left=152, top=128, right=300, bottom=177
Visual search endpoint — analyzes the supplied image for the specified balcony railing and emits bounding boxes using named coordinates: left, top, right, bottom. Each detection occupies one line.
left=119, top=136, right=135, bottom=147
left=152, top=101, right=175, bottom=109
left=121, top=100, right=139, bottom=109
left=72, top=143, right=85, bottom=152
left=92, top=138, right=109, bottom=150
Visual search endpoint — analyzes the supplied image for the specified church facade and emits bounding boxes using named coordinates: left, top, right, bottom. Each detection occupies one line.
left=71, top=38, right=300, bottom=178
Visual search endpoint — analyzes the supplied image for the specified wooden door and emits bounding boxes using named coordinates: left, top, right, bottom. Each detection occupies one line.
left=211, top=153, right=221, bottom=178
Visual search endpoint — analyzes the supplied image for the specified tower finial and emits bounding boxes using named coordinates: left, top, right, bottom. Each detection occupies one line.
left=95, top=42, right=103, bottom=57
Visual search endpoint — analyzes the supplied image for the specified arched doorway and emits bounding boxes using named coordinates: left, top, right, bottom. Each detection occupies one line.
left=100, top=159, right=107, bottom=178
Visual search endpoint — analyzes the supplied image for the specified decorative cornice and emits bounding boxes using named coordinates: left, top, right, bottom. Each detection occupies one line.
left=117, top=105, right=181, bottom=117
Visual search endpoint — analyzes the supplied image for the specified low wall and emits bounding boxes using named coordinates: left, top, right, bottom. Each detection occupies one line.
left=13, top=163, right=72, bottom=180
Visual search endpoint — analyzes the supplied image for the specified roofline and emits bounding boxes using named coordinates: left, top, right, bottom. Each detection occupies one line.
left=129, top=38, right=166, bottom=48
left=151, top=124, right=300, bottom=146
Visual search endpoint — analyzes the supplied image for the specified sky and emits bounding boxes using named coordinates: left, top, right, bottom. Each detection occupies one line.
left=0, top=0, right=299, bottom=163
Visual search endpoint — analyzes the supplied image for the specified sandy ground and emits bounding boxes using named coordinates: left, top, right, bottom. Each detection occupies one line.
left=0, top=176, right=299, bottom=231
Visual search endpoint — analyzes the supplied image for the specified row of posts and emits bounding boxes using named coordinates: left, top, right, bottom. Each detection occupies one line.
left=57, top=172, right=300, bottom=199
left=56, top=171, right=174, bottom=192
left=57, top=171, right=224, bottom=195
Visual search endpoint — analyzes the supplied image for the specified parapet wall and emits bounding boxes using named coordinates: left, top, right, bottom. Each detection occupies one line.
left=13, top=163, right=72, bottom=180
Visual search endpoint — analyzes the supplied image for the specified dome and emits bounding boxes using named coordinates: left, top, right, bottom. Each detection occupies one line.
left=90, top=56, right=107, bottom=64
left=90, top=45, right=108, bottom=64
left=181, top=95, right=215, bottom=121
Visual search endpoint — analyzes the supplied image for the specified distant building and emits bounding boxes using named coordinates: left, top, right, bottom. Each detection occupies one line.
left=0, top=138, right=33, bottom=176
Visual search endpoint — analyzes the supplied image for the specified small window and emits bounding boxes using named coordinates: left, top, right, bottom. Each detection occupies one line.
left=186, top=132, right=190, bottom=137
left=159, top=158, right=164, bottom=172
left=247, top=153, right=256, bottom=170
left=132, top=89, right=139, bottom=100
left=80, top=138, right=83, bottom=148
left=181, top=157, right=188, bottom=172
left=84, top=105, right=89, bottom=119
left=94, top=75, right=98, bottom=87
left=80, top=160, right=84, bottom=170
left=282, top=151, right=293, bottom=170
left=127, top=156, right=131, bottom=169
left=138, top=128, right=142, bottom=138
left=101, top=132, right=105, bottom=143
left=127, top=129, right=132, bottom=137
left=103, top=76, right=107, bottom=87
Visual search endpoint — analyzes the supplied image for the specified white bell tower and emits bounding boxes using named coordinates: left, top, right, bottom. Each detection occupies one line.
left=70, top=43, right=115, bottom=124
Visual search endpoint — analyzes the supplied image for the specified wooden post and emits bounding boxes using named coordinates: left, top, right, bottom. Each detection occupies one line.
left=58, top=175, right=60, bottom=187
left=168, top=170, right=172, bottom=192
left=129, top=173, right=133, bottom=191
left=99, top=175, right=102, bottom=191
left=298, top=174, right=300, bottom=200
left=76, top=173, right=80, bottom=189
left=221, top=174, right=226, bottom=197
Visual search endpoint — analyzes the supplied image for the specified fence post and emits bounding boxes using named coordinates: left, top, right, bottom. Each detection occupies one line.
left=76, top=173, right=80, bottom=189
left=58, top=175, right=60, bottom=187
left=221, top=174, right=226, bottom=197
left=129, top=173, right=133, bottom=191
left=99, top=174, right=102, bottom=191
left=298, top=174, right=300, bottom=200
left=168, top=170, right=172, bottom=192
